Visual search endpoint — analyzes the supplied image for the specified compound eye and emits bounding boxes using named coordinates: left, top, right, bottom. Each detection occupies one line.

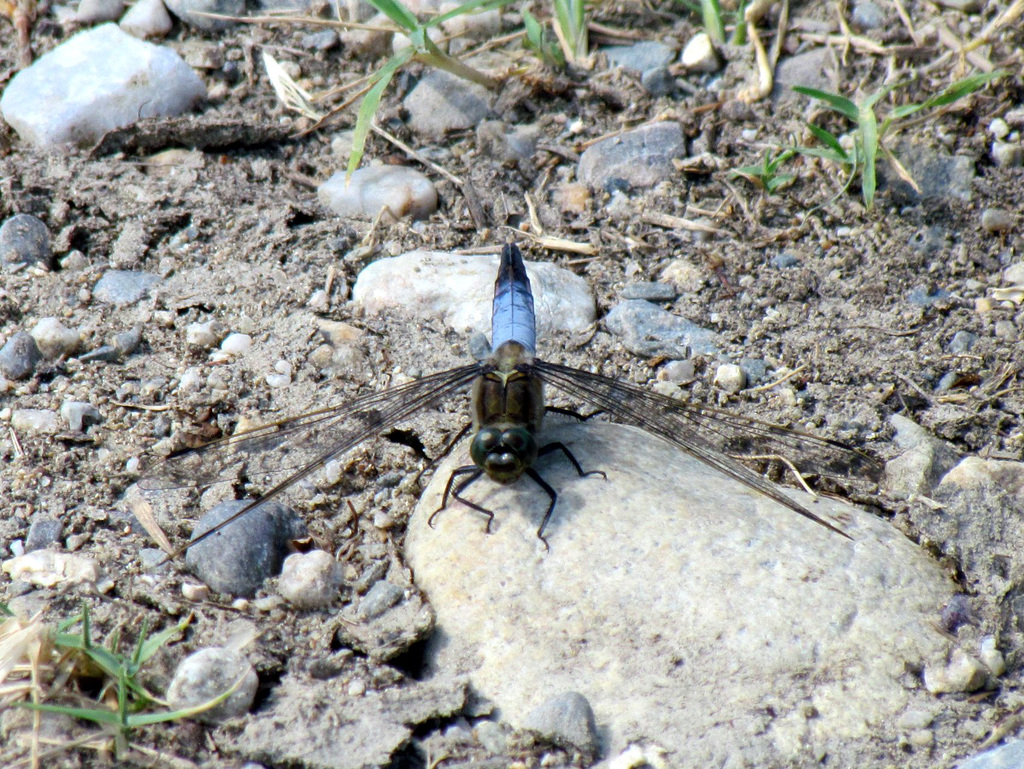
left=470, top=427, right=502, bottom=467
left=502, top=427, right=530, bottom=454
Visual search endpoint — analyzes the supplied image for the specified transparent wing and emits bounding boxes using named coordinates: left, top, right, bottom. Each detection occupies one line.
left=139, top=362, right=484, bottom=494
left=532, top=359, right=882, bottom=536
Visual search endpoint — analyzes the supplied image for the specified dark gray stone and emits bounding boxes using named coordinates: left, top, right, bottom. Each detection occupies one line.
left=0, top=214, right=51, bottom=267
left=25, top=517, right=63, bottom=552
left=620, top=281, right=677, bottom=302
left=93, top=270, right=161, bottom=305
left=300, top=29, right=339, bottom=51
left=907, top=286, right=951, bottom=307
left=946, top=330, right=977, bottom=354
left=881, top=143, right=975, bottom=202
left=641, top=66, right=675, bottom=96
left=605, top=300, right=719, bottom=358
left=115, top=327, right=143, bottom=355
left=522, top=691, right=599, bottom=756
left=773, top=48, right=836, bottom=102
left=578, top=122, right=686, bottom=190
left=186, top=500, right=308, bottom=597
left=738, top=357, right=770, bottom=384
left=770, top=251, right=801, bottom=269
left=0, top=331, right=42, bottom=379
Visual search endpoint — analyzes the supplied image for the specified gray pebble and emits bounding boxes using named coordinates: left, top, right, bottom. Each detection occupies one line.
left=641, top=66, right=675, bottom=96
left=946, top=330, right=977, bottom=354
left=404, top=69, right=494, bottom=139
left=115, top=327, right=143, bottom=355
left=981, top=208, right=1014, bottom=233
left=78, top=345, right=121, bottom=363
left=139, top=548, right=170, bottom=572
left=277, top=550, right=343, bottom=609
left=578, top=122, right=685, bottom=190
left=186, top=500, right=308, bottom=598
left=934, top=371, right=959, bottom=392
left=605, top=300, right=719, bottom=358
left=738, top=357, right=769, bottom=384
left=318, top=166, right=438, bottom=221
left=603, top=41, right=675, bottom=73
left=0, top=214, right=51, bottom=267
left=994, top=320, right=1018, bottom=341
left=163, top=0, right=243, bottom=29
left=76, top=0, right=125, bottom=23
left=851, top=0, right=885, bottom=28
left=60, top=400, right=102, bottom=432
left=522, top=691, right=599, bottom=756
left=358, top=579, right=404, bottom=619
left=992, top=141, right=1023, bottom=168
left=353, top=558, right=389, bottom=594
left=620, top=281, right=677, bottom=302
left=934, top=0, right=981, bottom=11
left=660, top=359, right=695, bottom=383
left=300, top=29, right=338, bottom=50
left=906, top=286, right=950, bottom=307
left=93, top=270, right=161, bottom=305
left=119, top=0, right=174, bottom=38
left=12, top=408, right=59, bottom=433
left=25, top=517, right=63, bottom=552
left=907, top=226, right=948, bottom=253
left=475, top=720, right=507, bottom=755
left=958, top=740, right=1024, bottom=769
left=30, top=318, right=80, bottom=359
left=166, top=647, right=258, bottom=723
left=0, top=331, right=42, bottom=379
left=770, top=251, right=801, bottom=268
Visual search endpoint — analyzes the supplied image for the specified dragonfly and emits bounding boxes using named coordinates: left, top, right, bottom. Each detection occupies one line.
left=140, top=244, right=880, bottom=555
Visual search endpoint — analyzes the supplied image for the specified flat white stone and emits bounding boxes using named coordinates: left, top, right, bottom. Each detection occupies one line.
left=406, top=421, right=954, bottom=764
left=318, top=166, right=437, bottom=221
left=0, top=23, right=205, bottom=148
left=352, top=250, right=596, bottom=340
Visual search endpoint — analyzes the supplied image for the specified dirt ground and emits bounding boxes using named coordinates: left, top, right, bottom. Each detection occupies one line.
left=1, top=0, right=1023, bottom=766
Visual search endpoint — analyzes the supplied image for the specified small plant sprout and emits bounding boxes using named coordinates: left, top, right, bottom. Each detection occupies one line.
left=730, top=148, right=796, bottom=194
left=792, top=71, right=1005, bottom=209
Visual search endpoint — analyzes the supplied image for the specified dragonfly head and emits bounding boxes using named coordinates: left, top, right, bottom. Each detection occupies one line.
left=470, top=425, right=538, bottom=483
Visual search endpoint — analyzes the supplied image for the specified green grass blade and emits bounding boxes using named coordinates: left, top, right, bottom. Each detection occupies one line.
left=920, top=71, right=1005, bottom=110
left=806, top=124, right=849, bottom=159
left=16, top=702, right=125, bottom=726
left=701, top=0, right=725, bottom=43
left=792, top=86, right=859, bottom=121
left=428, top=0, right=511, bottom=27
left=368, top=0, right=418, bottom=31
left=347, top=49, right=415, bottom=179
left=859, top=103, right=879, bottom=209
left=136, top=616, right=191, bottom=667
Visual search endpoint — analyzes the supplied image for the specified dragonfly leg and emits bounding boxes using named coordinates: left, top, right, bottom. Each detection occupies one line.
left=429, top=465, right=496, bottom=533
left=544, top=405, right=604, bottom=422
left=537, top=442, right=607, bottom=480
left=524, top=468, right=555, bottom=551
left=414, top=422, right=472, bottom=487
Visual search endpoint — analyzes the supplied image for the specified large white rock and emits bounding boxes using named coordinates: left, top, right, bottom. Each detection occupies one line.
left=352, top=250, right=596, bottom=339
left=0, top=23, right=205, bottom=148
left=406, top=421, right=955, bottom=765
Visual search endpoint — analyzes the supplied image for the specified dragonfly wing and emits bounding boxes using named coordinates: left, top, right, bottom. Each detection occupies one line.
left=533, top=359, right=881, bottom=536
left=139, top=362, right=484, bottom=494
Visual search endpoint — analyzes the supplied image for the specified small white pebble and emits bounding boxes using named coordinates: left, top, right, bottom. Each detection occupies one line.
left=324, top=459, right=343, bottom=486
left=348, top=679, right=366, bottom=696
left=231, top=598, right=250, bottom=611
left=10, top=539, right=25, bottom=557
left=980, top=636, right=1006, bottom=676
left=220, top=333, right=253, bottom=355
left=713, top=364, right=747, bottom=393
left=989, top=117, right=1010, bottom=139
left=178, top=366, right=203, bottom=391
left=186, top=320, right=227, bottom=348
left=182, top=582, right=210, bottom=602
left=125, top=456, right=141, bottom=473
